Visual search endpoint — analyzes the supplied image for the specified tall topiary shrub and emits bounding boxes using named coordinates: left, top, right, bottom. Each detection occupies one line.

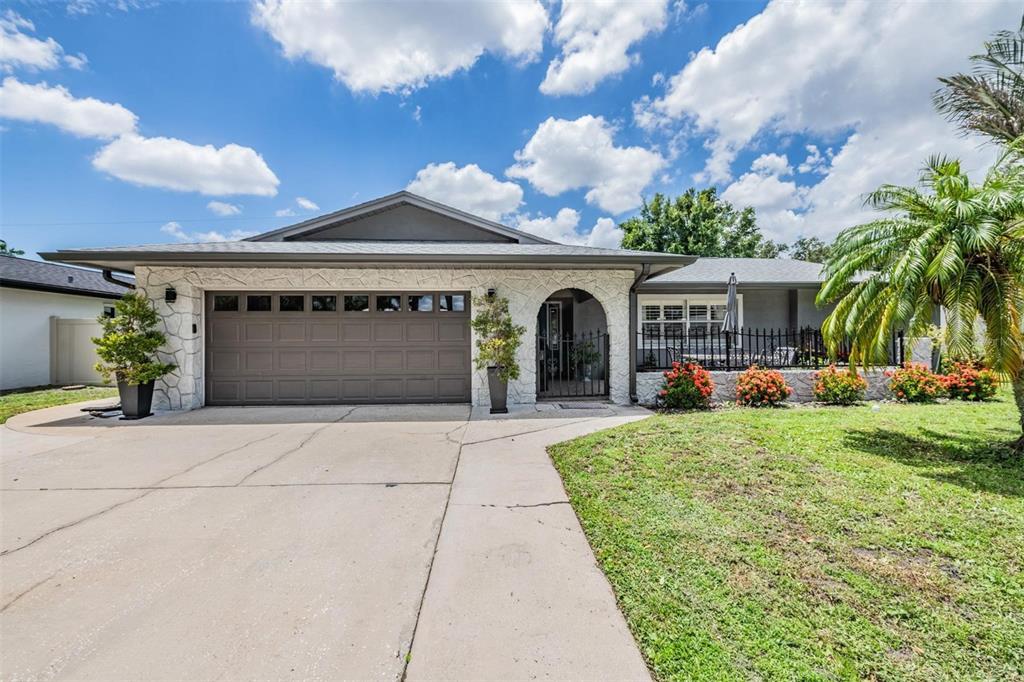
left=470, top=294, right=525, bottom=383
left=93, top=292, right=176, bottom=385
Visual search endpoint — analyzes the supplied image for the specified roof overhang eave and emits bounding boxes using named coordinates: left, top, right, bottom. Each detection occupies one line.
left=40, top=251, right=696, bottom=276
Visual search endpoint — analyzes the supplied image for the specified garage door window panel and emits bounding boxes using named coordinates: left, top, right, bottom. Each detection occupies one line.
left=408, top=294, right=433, bottom=312
left=213, top=295, right=239, bottom=312
left=247, top=295, right=272, bottom=312
left=344, top=295, right=369, bottom=312
left=312, top=295, right=337, bottom=312
left=439, top=294, right=465, bottom=312
left=376, top=295, right=402, bottom=312
left=280, top=295, right=305, bottom=312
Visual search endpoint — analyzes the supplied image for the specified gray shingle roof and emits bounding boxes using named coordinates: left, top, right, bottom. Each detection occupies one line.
left=643, top=257, right=826, bottom=286
left=48, top=240, right=656, bottom=257
left=41, top=240, right=695, bottom=275
left=0, top=255, right=131, bottom=297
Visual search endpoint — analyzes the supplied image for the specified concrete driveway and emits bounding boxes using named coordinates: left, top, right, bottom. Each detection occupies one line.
left=1, top=399, right=651, bottom=681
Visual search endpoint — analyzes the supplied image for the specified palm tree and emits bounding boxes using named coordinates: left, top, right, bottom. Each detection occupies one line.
left=817, top=150, right=1024, bottom=443
left=933, top=15, right=1024, bottom=145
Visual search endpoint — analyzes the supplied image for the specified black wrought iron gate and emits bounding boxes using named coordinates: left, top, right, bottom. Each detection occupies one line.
left=536, top=330, right=610, bottom=399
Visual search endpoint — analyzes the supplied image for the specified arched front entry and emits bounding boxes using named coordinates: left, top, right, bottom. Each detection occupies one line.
left=536, top=288, right=610, bottom=400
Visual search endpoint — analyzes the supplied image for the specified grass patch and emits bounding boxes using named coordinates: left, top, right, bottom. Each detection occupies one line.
left=0, top=385, right=118, bottom=424
left=549, top=394, right=1023, bottom=681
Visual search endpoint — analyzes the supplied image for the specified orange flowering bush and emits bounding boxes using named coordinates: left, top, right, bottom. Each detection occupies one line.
left=813, top=365, right=868, bottom=405
left=659, top=361, right=715, bottom=410
left=943, top=362, right=999, bottom=401
left=886, top=362, right=944, bottom=402
left=735, top=366, right=792, bottom=407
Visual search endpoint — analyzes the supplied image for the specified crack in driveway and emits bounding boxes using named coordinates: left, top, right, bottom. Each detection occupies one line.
left=0, top=429, right=284, bottom=559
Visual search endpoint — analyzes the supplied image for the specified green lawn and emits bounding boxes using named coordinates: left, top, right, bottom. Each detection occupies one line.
left=549, top=395, right=1023, bottom=681
left=0, top=385, right=118, bottom=424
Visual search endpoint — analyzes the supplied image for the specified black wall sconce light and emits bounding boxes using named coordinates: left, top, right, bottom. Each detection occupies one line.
left=486, top=287, right=496, bottom=298
left=164, top=287, right=177, bottom=303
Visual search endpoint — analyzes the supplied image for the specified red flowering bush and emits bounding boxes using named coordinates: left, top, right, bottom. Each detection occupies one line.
left=943, top=362, right=999, bottom=401
left=735, top=366, right=792, bottom=407
left=659, top=361, right=715, bottom=410
left=813, top=365, right=868, bottom=405
left=885, top=362, right=944, bottom=402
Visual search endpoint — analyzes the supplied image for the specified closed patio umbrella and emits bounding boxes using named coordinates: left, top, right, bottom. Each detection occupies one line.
left=723, top=273, right=738, bottom=333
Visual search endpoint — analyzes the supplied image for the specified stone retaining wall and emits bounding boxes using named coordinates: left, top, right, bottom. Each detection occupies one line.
left=636, top=368, right=894, bottom=405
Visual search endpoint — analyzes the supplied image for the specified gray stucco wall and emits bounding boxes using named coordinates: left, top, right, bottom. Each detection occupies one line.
left=797, top=288, right=833, bottom=328
left=740, top=289, right=792, bottom=329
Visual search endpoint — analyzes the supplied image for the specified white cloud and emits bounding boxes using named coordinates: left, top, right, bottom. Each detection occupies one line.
left=514, top=209, right=622, bottom=248
left=252, top=0, right=549, bottom=94
left=586, top=217, right=624, bottom=249
left=0, top=77, right=137, bottom=139
left=93, top=134, right=280, bottom=196
left=750, top=152, right=791, bottom=176
left=275, top=207, right=296, bottom=218
left=64, top=52, right=88, bottom=70
left=797, top=144, right=829, bottom=175
left=515, top=208, right=581, bottom=243
left=507, top=115, right=665, bottom=214
left=295, top=196, right=319, bottom=211
left=0, top=11, right=62, bottom=71
left=635, top=0, right=1016, bottom=185
left=161, top=221, right=257, bottom=243
left=639, top=0, right=1015, bottom=241
left=407, top=162, right=523, bottom=221
left=540, top=0, right=668, bottom=96
left=207, top=200, right=241, bottom=216
left=722, top=154, right=805, bottom=240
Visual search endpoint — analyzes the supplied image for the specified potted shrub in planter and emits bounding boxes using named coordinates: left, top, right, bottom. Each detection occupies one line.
left=93, top=292, right=176, bottom=420
left=470, top=293, right=525, bottom=414
left=570, top=339, right=602, bottom=381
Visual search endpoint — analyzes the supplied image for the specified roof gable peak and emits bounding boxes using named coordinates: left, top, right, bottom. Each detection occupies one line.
left=247, top=191, right=554, bottom=244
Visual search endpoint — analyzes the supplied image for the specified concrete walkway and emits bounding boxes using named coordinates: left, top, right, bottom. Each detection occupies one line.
left=1, top=399, right=651, bottom=681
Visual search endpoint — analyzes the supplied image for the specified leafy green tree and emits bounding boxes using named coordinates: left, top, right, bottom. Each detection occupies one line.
left=620, top=188, right=782, bottom=257
left=0, top=240, right=25, bottom=256
left=93, top=293, right=177, bottom=385
left=933, top=15, right=1024, bottom=144
left=817, top=152, right=1024, bottom=443
left=788, top=236, right=832, bottom=262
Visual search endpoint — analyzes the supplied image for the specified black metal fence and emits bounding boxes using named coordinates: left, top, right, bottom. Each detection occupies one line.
left=636, top=326, right=904, bottom=371
left=537, top=330, right=611, bottom=398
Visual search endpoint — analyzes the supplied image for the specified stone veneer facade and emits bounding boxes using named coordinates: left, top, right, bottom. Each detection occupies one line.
left=135, top=265, right=636, bottom=411
left=636, top=367, right=896, bottom=405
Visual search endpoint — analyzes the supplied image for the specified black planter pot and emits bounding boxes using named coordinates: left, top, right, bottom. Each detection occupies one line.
left=117, top=380, right=155, bottom=420
left=486, top=367, right=509, bottom=414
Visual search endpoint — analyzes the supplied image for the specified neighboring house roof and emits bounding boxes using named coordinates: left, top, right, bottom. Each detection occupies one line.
left=0, top=255, right=131, bottom=299
left=640, top=257, right=827, bottom=291
left=41, top=241, right=694, bottom=276
left=247, top=191, right=554, bottom=244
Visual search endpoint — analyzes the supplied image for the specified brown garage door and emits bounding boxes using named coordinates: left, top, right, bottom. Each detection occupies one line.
left=205, top=291, right=471, bottom=405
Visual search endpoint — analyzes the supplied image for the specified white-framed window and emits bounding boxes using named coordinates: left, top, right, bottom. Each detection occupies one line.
left=639, top=295, right=742, bottom=341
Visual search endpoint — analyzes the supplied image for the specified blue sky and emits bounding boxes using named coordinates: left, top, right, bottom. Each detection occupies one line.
left=0, top=0, right=1017, bottom=259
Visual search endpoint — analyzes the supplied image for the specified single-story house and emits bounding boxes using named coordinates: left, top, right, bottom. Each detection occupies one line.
left=42, top=191, right=867, bottom=411
left=0, top=255, right=128, bottom=390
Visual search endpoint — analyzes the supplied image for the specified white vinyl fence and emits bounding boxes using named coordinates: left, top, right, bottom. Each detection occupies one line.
left=50, top=317, right=105, bottom=386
